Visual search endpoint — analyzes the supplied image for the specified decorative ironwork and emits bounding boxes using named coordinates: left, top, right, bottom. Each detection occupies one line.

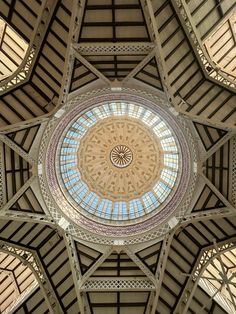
left=173, top=0, right=236, bottom=90
left=0, top=242, right=58, bottom=312
left=81, top=278, right=155, bottom=291
left=0, top=48, right=35, bottom=93
left=73, top=42, right=155, bottom=56
left=38, top=88, right=197, bottom=243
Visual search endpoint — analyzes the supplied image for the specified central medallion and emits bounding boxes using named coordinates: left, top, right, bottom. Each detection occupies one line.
left=110, top=145, right=133, bottom=168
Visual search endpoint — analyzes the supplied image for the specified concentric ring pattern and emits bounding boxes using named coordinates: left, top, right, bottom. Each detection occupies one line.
left=57, top=102, right=180, bottom=222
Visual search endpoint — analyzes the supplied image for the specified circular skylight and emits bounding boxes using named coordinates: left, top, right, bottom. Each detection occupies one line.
left=57, top=102, right=179, bottom=222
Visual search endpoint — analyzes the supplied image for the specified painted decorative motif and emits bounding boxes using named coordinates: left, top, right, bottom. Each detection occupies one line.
left=42, top=93, right=192, bottom=236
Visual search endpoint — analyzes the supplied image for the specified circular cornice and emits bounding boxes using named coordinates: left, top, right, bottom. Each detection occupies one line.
left=40, top=90, right=196, bottom=239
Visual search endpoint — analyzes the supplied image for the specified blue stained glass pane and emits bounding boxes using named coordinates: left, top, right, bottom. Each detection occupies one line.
left=58, top=101, right=180, bottom=222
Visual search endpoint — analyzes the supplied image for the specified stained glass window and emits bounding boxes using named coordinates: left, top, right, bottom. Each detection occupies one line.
left=58, top=102, right=180, bottom=221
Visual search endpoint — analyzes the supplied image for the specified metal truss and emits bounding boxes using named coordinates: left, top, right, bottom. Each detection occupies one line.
left=0, top=134, right=36, bottom=165
left=64, top=233, right=85, bottom=314
left=200, top=173, right=236, bottom=213
left=182, top=207, right=233, bottom=224
left=202, top=130, right=236, bottom=162
left=0, top=176, right=36, bottom=212
left=74, top=42, right=154, bottom=55
left=72, top=48, right=111, bottom=86
left=140, top=0, right=175, bottom=106
left=150, top=231, right=175, bottom=314
left=122, top=48, right=156, bottom=83
left=81, top=277, right=155, bottom=291
left=174, top=238, right=236, bottom=314
left=0, top=114, right=50, bottom=133
left=0, top=47, right=35, bottom=93
left=172, top=0, right=236, bottom=91
left=0, top=0, right=59, bottom=95
left=57, top=0, right=86, bottom=107
left=124, top=246, right=157, bottom=286
left=0, top=241, right=62, bottom=314
left=78, top=246, right=114, bottom=289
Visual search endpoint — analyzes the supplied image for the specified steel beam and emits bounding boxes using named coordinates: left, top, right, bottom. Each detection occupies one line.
left=78, top=246, right=114, bottom=289
left=0, top=242, right=61, bottom=313
left=124, top=246, right=156, bottom=286
left=200, top=173, right=236, bottom=213
left=0, top=133, right=36, bottom=165
left=122, top=48, right=156, bottom=83
left=0, top=0, right=59, bottom=94
left=64, top=233, right=85, bottom=314
left=72, top=49, right=111, bottom=86
left=57, top=0, right=86, bottom=108
left=151, top=231, right=175, bottom=314
left=0, top=114, right=50, bottom=133
left=73, top=42, right=154, bottom=55
left=0, top=176, right=36, bottom=212
left=202, top=130, right=236, bottom=162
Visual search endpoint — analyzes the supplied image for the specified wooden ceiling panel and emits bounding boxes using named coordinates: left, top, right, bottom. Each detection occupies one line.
left=11, top=286, right=49, bottom=314
left=187, top=0, right=236, bottom=40
left=75, top=241, right=102, bottom=275
left=79, top=0, right=150, bottom=42
left=192, top=185, right=225, bottom=212
left=2, top=144, right=31, bottom=202
left=205, top=140, right=231, bottom=199
left=136, top=241, right=162, bottom=274
left=0, top=0, right=40, bottom=43
left=6, top=124, right=40, bottom=153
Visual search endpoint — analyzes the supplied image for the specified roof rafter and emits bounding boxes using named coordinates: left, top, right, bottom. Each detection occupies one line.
left=175, top=238, right=236, bottom=314
left=57, top=0, right=86, bottom=108
left=0, top=0, right=60, bottom=96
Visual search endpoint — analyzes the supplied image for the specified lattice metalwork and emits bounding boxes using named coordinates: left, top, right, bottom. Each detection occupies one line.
left=81, top=278, right=155, bottom=291
left=39, top=88, right=197, bottom=244
left=0, top=243, right=42, bottom=282
left=173, top=0, right=236, bottom=90
left=74, top=42, right=155, bottom=55
left=194, top=241, right=236, bottom=279
left=0, top=0, right=58, bottom=95
left=0, top=142, right=5, bottom=207
left=0, top=241, right=60, bottom=313
left=232, top=136, right=236, bottom=207
left=0, top=48, right=35, bottom=93
left=176, top=241, right=236, bottom=314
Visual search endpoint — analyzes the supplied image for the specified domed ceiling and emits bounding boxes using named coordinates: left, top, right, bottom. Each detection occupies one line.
left=41, top=93, right=194, bottom=237
left=0, top=0, right=236, bottom=313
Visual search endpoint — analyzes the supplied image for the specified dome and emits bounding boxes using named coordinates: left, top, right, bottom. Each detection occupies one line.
left=42, top=92, right=193, bottom=238
left=58, top=102, right=179, bottom=222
